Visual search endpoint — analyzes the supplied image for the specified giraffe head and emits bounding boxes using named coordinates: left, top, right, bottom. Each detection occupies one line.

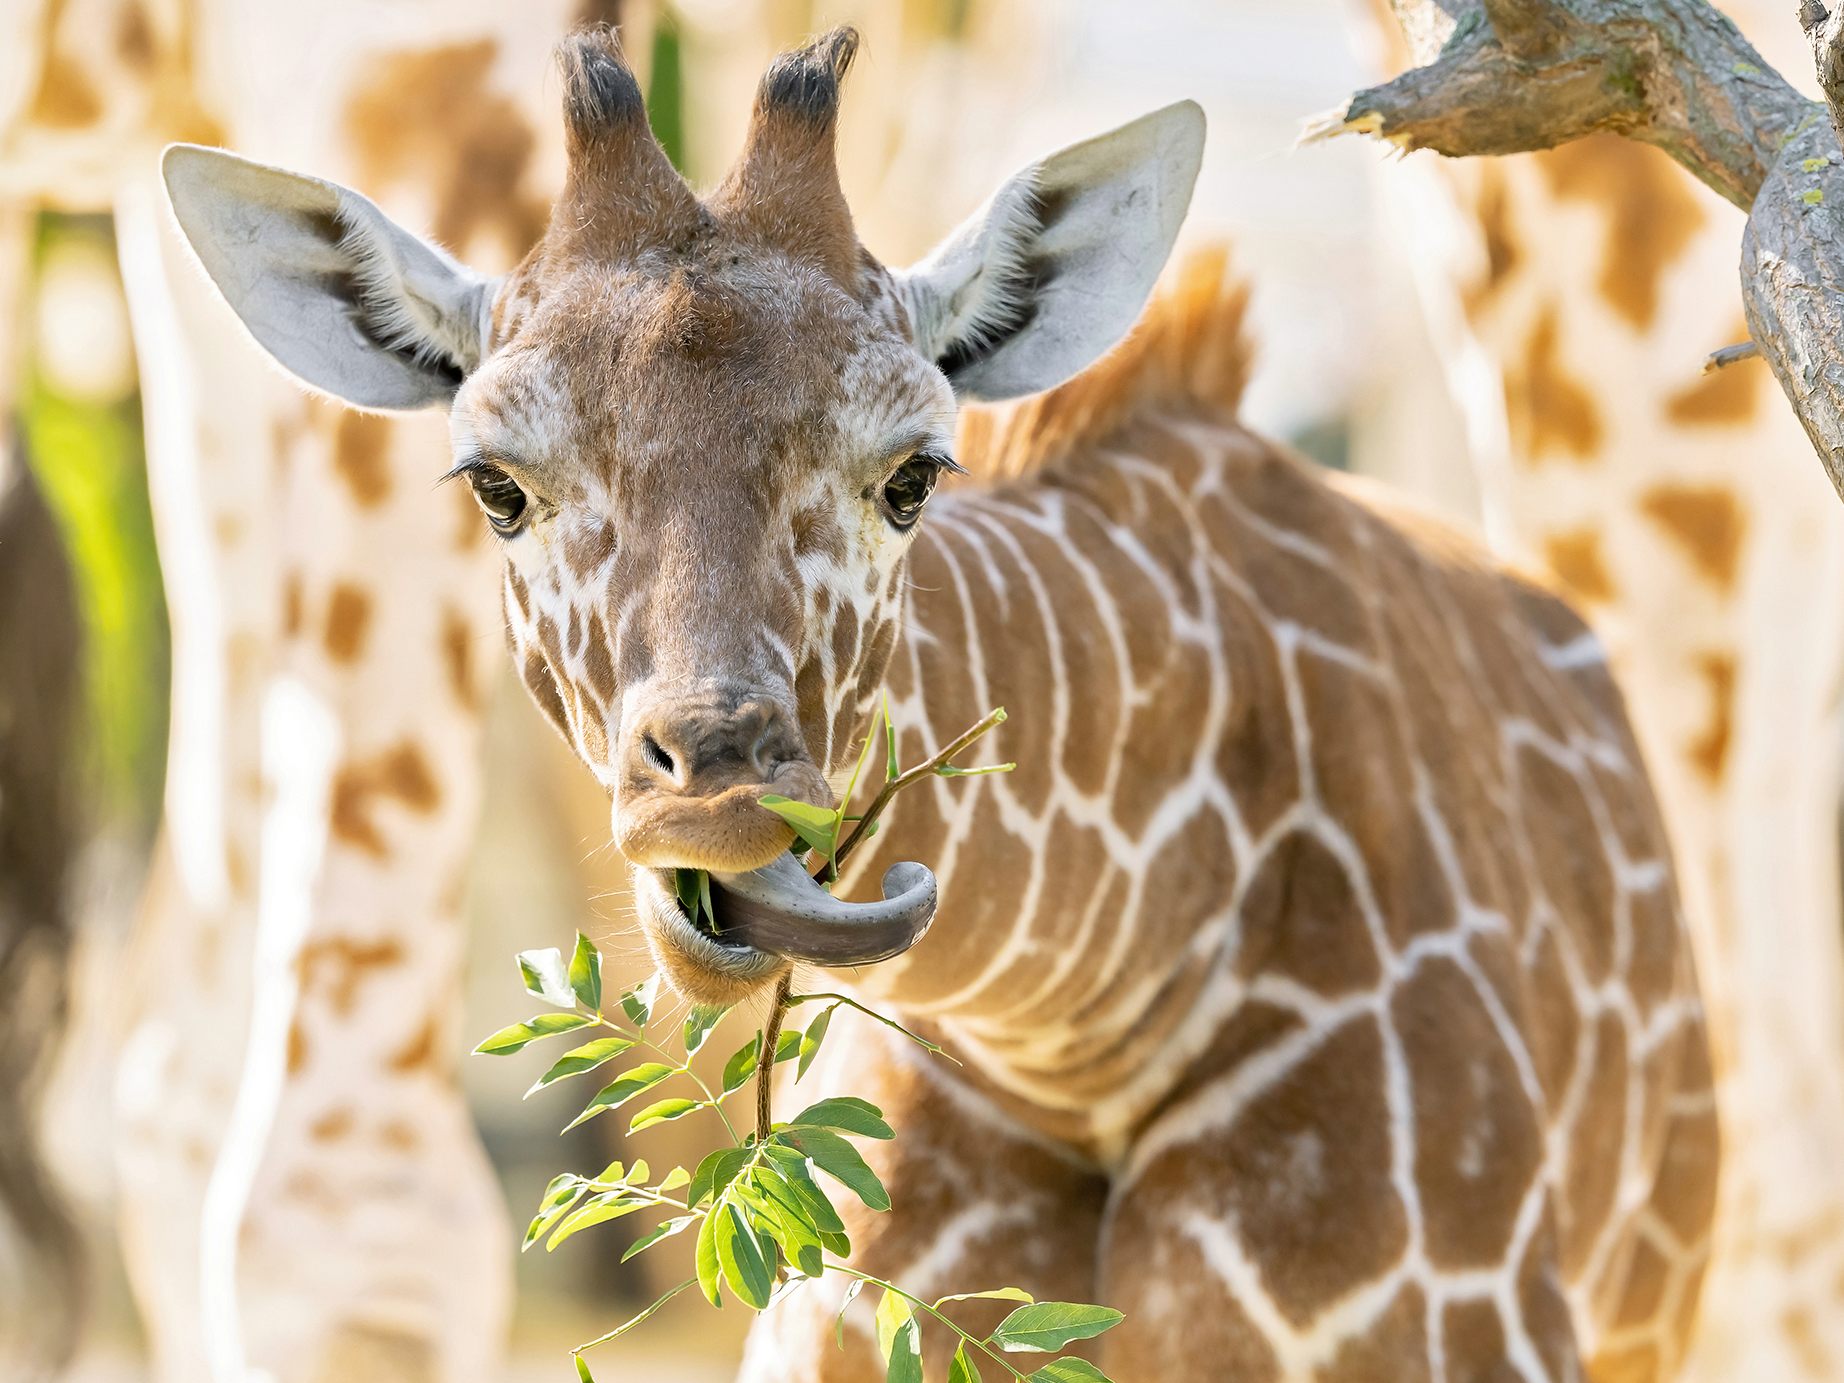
left=161, top=28, right=1203, bottom=1003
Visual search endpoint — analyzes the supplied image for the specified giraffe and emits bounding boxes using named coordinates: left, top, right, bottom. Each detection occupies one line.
left=165, top=26, right=1719, bottom=1380
left=1356, top=1, right=1844, bottom=1374
left=1, top=1, right=589, bottom=1377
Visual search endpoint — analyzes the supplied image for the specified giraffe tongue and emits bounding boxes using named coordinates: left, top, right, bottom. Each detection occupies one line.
left=709, top=851, right=937, bottom=967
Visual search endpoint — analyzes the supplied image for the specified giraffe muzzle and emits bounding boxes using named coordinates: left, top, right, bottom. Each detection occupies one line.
left=707, top=851, right=937, bottom=966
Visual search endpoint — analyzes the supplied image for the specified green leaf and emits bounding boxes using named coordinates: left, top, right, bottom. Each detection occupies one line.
left=781, top=1127, right=890, bottom=1212
left=991, top=1303, right=1125, bottom=1354
left=1025, top=1361, right=1113, bottom=1382
left=683, top=1004, right=726, bottom=1057
left=675, top=867, right=705, bottom=921
left=621, top=1213, right=698, bottom=1263
left=757, top=793, right=843, bottom=856
left=521, top=1174, right=587, bottom=1252
left=834, top=719, right=881, bottom=871
left=715, top=1202, right=775, bottom=1308
left=656, top=1165, right=691, bottom=1194
left=569, top=933, right=603, bottom=1011
left=688, top=1146, right=750, bottom=1209
left=875, top=1288, right=923, bottom=1383
left=797, top=1002, right=837, bottom=1080
left=786, top=992, right=950, bottom=1059
left=629, top=1096, right=702, bottom=1133
left=624, top=1159, right=650, bottom=1186
left=754, top=1154, right=847, bottom=1237
left=547, top=1192, right=643, bottom=1251
left=620, top=974, right=661, bottom=1029
left=934, top=1287, right=1035, bottom=1309
left=563, top=1063, right=676, bottom=1132
left=790, top=1096, right=894, bottom=1140
left=517, top=947, right=575, bottom=1007
left=775, top=1027, right=802, bottom=1062
left=575, top=1353, right=595, bottom=1383
left=883, top=692, right=899, bottom=783
left=474, top=1011, right=593, bottom=1055
left=524, top=1036, right=635, bottom=1096
left=949, top=1343, right=985, bottom=1383
left=836, top=1277, right=864, bottom=1349
left=733, top=1174, right=824, bottom=1278
left=694, top=1210, right=723, bottom=1306
left=722, top=1035, right=761, bottom=1093
left=751, top=1166, right=832, bottom=1259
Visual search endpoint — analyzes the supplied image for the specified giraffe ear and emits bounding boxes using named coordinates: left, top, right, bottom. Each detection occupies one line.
left=161, top=143, right=491, bottom=410
left=896, top=101, right=1204, bottom=403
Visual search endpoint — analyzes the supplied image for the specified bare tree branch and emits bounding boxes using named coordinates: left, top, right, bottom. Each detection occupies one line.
left=1328, top=0, right=1844, bottom=498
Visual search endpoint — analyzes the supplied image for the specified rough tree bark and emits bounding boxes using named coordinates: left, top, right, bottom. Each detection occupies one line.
left=1320, top=0, right=1844, bottom=499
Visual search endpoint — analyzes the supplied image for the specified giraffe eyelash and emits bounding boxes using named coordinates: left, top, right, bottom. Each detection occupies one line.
left=438, top=447, right=492, bottom=487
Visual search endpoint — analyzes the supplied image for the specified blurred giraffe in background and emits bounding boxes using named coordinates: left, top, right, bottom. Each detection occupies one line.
left=1363, top=1, right=1844, bottom=1375
left=1, top=1, right=598, bottom=1377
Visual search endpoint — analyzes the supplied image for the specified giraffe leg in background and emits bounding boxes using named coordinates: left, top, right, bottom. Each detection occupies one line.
left=197, top=399, right=508, bottom=1383
left=110, top=174, right=279, bottom=1383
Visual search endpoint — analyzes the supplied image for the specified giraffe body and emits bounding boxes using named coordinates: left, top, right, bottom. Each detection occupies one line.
left=166, top=31, right=1719, bottom=1378
left=742, top=296, right=1718, bottom=1381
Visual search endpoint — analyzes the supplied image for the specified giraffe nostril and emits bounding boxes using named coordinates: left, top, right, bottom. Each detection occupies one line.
left=641, top=733, right=677, bottom=780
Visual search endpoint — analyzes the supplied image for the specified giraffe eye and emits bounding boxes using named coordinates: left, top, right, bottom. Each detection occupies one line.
left=880, top=455, right=942, bottom=529
left=467, top=465, right=530, bottom=535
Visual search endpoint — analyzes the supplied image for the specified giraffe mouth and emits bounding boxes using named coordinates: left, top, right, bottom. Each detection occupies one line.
left=687, top=851, right=939, bottom=967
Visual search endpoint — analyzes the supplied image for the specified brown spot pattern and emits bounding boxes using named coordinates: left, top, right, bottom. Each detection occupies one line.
left=343, top=41, right=549, bottom=264
left=1503, top=307, right=1603, bottom=461
left=1534, top=134, right=1709, bottom=330
left=1639, top=484, right=1746, bottom=590
left=1542, top=528, right=1616, bottom=604
left=332, top=412, right=392, bottom=507
left=323, top=582, right=373, bottom=663
left=329, top=742, right=441, bottom=856
left=1687, top=651, right=1737, bottom=783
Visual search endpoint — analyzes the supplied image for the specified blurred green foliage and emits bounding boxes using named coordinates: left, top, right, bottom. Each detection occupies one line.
left=18, top=214, right=168, bottom=836
left=648, top=16, right=686, bottom=174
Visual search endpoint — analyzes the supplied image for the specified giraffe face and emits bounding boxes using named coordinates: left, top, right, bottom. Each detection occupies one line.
left=456, top=249, right=954, bottom=850
left=159, top=26, right=1204, bottom=1002
left=454, top=249, right=953, bottom=999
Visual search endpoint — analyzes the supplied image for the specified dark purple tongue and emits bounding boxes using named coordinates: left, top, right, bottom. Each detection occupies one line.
left=710, top=852, right=937, bottom=966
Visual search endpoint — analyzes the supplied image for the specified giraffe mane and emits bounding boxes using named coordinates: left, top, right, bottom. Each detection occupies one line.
left=955, top=243, right=1254, bottom=482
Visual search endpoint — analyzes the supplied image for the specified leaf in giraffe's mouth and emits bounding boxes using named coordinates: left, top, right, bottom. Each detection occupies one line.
left=689, top=851, right=938, bottom=967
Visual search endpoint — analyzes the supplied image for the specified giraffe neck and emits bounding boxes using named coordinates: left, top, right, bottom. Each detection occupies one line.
left=821, top=388, right=1713, bottom=1381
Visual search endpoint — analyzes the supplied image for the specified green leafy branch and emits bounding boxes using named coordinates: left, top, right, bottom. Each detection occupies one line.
left=477, top=705, right=1117, bottom=1380
left=480, top=948, right=1122, bottom=1380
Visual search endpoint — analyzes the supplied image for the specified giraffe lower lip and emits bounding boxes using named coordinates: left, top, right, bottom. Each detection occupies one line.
left=704, top=852, right=938, bottom=967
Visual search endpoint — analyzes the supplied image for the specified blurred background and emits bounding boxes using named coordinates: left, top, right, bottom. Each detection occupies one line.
left=3, top=0, right=1840, bottom=1379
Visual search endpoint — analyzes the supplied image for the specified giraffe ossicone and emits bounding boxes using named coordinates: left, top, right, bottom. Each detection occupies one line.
left=166, top=26, right=1717, bottom=1380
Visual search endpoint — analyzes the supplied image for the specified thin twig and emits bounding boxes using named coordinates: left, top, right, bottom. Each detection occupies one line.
left=755, top=971, right=793, bottom=1139
left=1703, top=340, right=1761, bottom=373
left=829, top=707, right=1008, bottom=874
